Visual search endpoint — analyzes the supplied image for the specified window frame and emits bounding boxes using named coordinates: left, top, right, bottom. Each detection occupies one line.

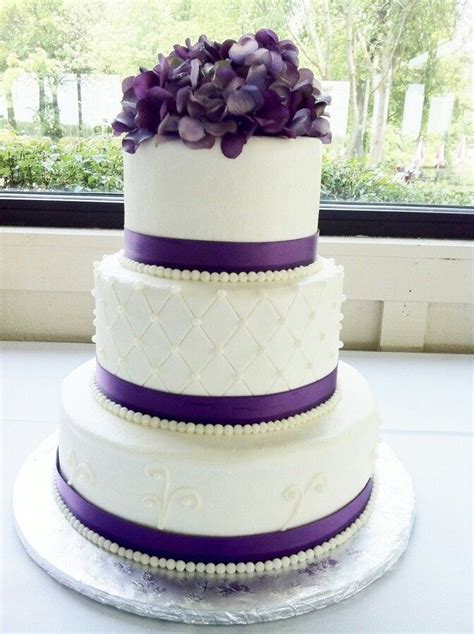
left=0, top=191, right=473, bottom=239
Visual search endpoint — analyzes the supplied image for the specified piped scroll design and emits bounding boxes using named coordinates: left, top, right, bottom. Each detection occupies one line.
left=65, top=449, right=94, bottom=488
left=281, top=472, right=327, bottom=531
left=142, top=464, right=201, bottom=530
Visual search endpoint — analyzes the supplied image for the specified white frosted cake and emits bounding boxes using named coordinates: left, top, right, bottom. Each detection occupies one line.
left=55, top=31, right=379, bottom=575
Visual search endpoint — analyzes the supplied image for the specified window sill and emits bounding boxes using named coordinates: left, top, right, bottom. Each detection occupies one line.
left=1, top=227, right=473, bottom=352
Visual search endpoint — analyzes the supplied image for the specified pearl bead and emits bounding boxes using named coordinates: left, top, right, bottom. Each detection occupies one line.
left=166, top=559, right=176, bottom=570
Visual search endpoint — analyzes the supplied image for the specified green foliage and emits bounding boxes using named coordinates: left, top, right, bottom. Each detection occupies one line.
left=0, top=132, right=122, bottom=192
left=321, top=155, right=473, bottom=205
left=0, top=0, right=103, bottom=73
left=1, top=131, right=471, bottom=205
left=0, top=0, right=472, bottom=205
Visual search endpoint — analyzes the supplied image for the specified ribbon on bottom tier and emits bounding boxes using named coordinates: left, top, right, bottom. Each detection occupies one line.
left=56, top=454, right=372, bottom=564
left=95, top=362, right=338, bottom=425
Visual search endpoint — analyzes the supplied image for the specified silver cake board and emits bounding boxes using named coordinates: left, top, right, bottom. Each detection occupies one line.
left=13, top=434, right=415, bottom=625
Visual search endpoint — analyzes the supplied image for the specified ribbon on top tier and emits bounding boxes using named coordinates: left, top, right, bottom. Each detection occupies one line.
left=56, top=453, right=372, bottom=564
left=124, top=229, right=318, bottom=273
left=96, top=362, right=337, bottom=426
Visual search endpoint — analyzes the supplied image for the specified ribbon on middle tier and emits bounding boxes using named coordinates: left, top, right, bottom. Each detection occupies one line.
left=124, top=229, right=318, bottom=273
left=96, top=362, right=337, bottom=426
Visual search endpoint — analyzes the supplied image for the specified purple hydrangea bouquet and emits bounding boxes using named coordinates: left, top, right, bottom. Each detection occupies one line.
left=112, top=29, right=331, bottom=158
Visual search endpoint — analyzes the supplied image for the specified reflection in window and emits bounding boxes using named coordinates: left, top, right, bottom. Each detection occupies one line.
left=0, top=0, right=472, bottom=205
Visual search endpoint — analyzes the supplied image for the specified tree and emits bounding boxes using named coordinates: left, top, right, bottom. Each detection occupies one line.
left=0, top=0, right=103, bottom=136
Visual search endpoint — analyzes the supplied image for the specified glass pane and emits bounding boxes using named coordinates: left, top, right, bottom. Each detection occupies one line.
left=1, top=0, right=472, bottom=206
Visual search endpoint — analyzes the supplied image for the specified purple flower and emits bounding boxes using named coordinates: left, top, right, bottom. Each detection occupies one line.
left=111, top=31, right=332, bottom=158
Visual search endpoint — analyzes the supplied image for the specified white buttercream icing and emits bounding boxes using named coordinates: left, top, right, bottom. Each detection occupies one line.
left=94, top=253, right=344, bottom=398
left=58, top=360, right=379, bottom=537
left=54, top=478, right=377, bottom=575
left=124, top=136, right=322, bottom=243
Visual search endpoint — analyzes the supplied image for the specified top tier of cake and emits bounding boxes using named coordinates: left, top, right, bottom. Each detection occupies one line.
left=124, top=136, right=321, bottom=245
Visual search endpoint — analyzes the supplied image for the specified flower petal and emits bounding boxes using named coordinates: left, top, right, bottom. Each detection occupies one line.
left=122, top=129, right=153, bottom=153
left=309, top=116, right=331, bottom=142
left=176, top=86, right=192, bottom=113
left=121, top=76, right=134, bottom=93
left=227, top=85, right=261, bottom=114
left=213, top=62, right=237, bottom=88
left=146, top=86, right=175, bottom=103
left=256, top=90, right=289, bottom=132
left=133, top=70, right=160, bottom=99
left=293, top=68, right=315, bottom=94
left=229, top=36, right=258, bottom=64
left=158, top=113, right=180, bottom=134
left=203, top=119, right=238, bottom=136
left=136, top=99, right=160, bottom=131
left=190, top=58, right=200, bottom=88
left=221, top=132, right=246, bottom=158
left=183, top=134, right=216, bottom=149
left=255, top=29, right=279, bottom=50
left=111, top=110, right=135, bottom=134
left=246, top=63, right=267, bottom=89
left=286, top=108, right=312, bottom=136
left=178, top=115, right=206, bottom=142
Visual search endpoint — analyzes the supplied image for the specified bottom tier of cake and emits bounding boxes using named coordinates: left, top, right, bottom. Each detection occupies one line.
left=57, top=359, right=379, bottom=569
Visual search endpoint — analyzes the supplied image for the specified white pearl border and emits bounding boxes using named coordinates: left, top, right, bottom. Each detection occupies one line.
left=53, top=478, right=376, bottom=576
left=118, top=253, right=321, bottom=283
left=91, top=381, right=341, bottom=436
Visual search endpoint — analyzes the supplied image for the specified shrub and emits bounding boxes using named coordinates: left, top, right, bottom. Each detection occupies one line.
left=321, top=155, right=473, bottom=206
left=0, top=133, right=123, bottom=192
left=0, top=131, right=472, bottom=205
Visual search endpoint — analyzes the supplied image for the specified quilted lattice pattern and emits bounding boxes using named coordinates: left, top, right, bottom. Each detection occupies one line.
left=94, top=255, right=343, bottom=397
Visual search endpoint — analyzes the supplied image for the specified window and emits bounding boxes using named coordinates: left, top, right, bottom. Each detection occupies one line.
left=0, top=0, right=473, bottom=236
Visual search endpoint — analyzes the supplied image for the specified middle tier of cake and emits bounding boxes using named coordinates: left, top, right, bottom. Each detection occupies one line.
left=94, top=253, right=344, bottom=407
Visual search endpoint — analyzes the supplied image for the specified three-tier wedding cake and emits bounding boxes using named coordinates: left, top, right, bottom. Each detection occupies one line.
left=55, top=31, right=379, bottom=575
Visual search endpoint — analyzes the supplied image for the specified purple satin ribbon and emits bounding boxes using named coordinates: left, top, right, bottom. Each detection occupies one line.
left=124, top=229, right=318, bottom=273
left=96, top=362, right=337, bottom=425
left=56, top=454, right=372, bottom=564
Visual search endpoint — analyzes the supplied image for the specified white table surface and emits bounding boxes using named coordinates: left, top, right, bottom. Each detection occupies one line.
left=1, top=342, right=473, bottom=633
